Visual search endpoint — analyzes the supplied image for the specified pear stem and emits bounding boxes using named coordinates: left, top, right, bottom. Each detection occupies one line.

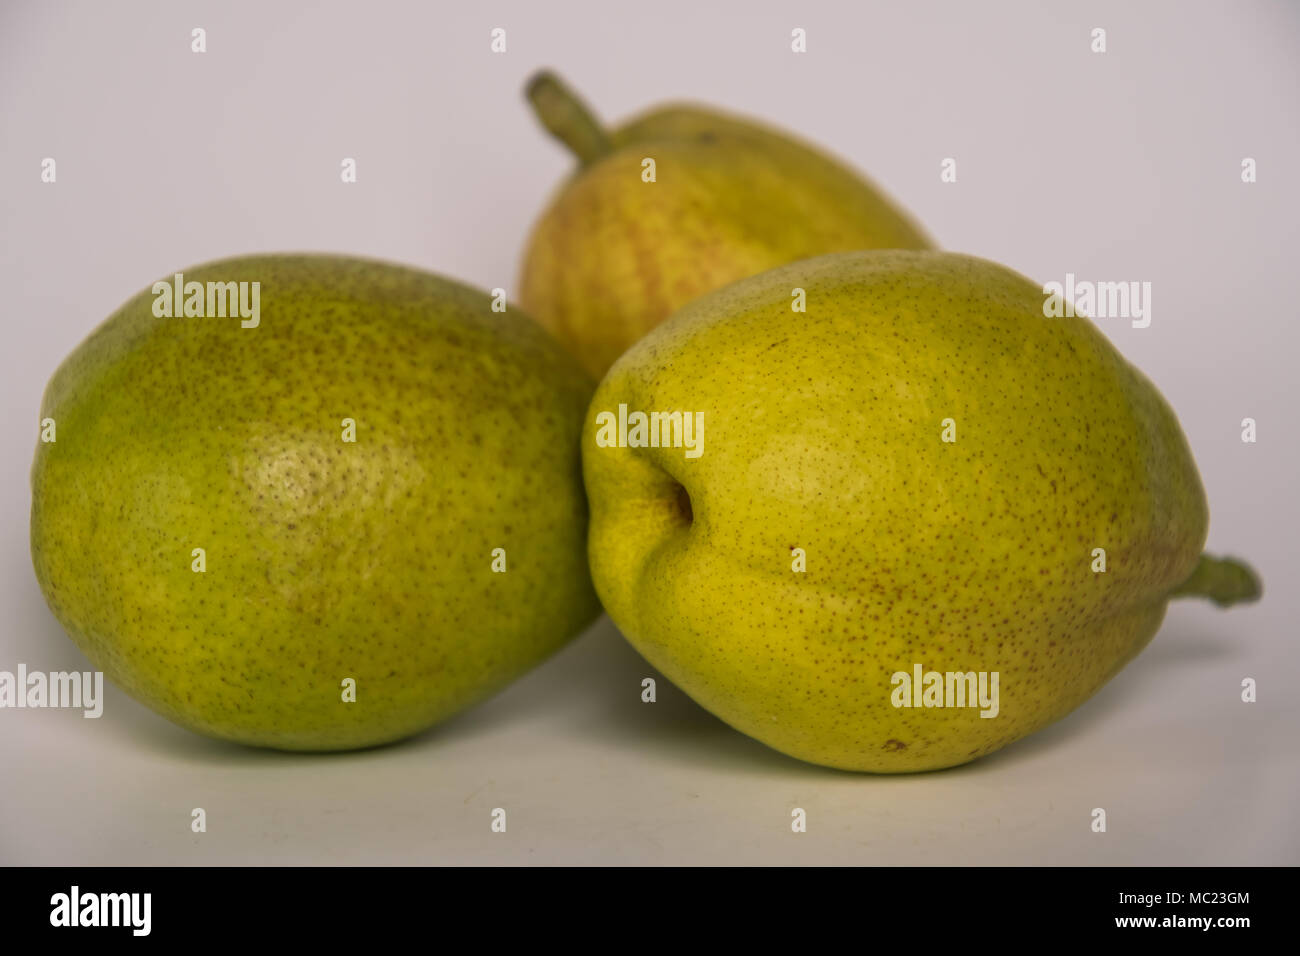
left=1172, top=553, right=1262, bottom=607
left=526, top=70, right=612, bottom=166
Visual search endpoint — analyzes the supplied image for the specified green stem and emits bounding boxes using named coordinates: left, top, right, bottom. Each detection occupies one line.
left=525, top=70, right=612, bottom=166
left=1172, top=553, right=1262, bottom=607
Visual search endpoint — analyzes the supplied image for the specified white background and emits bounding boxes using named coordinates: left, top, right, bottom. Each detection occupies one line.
left=1, top=0, right=1297, bottom=864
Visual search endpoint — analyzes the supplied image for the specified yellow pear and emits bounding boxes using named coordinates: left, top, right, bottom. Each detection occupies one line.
left=31, top=255, right=600, bottom=750
left=583, top=250, right=1260, bottom=772
left=519, top=71, right=933, bottom=378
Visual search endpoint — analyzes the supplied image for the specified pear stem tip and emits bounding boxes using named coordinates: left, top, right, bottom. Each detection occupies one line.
left=1173, top=553, right=1262, bottom=607
left=525, top=69, right=612, bottom=166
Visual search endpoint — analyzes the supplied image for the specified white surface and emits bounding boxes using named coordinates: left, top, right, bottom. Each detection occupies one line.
left=1, top=0, right=1298, bottom=865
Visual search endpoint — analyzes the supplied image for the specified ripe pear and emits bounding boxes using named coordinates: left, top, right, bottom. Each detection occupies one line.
left=519, top=71, right=934, bottom=379
left=31, top=255, right=600, bottom=751
left=584, top=250, right=1260, bottom=773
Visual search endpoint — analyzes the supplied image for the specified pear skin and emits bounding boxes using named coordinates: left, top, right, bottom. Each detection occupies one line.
left=519, top=71, right=933, bottom=379
left=31, top=255, right=600, bottom=750
left=583, top=250, right=1260, bottom=773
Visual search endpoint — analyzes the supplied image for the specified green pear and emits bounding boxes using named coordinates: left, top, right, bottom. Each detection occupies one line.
left=519, top=71, right=933, bottom=379
left=584, top=250, right=1260, bottom=773
left=31, top=255, right=600, bottom=751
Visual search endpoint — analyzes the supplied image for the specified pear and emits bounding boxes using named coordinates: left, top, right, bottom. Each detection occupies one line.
left=519, top=71, right=933, bottom=379
left=583, top=250, right=1260, bottom=773
left=31, top=255, right=600, bottom=750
